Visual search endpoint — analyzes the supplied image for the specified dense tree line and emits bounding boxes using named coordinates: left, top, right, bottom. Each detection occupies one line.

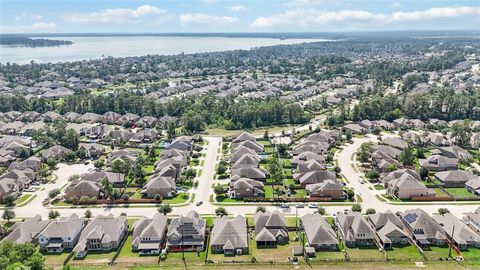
left=0, top=35, right=73, bottom=47
left=1, top=36, right=477, bottom=85
left=0, top=93, right=311, bottom=132
left=351, top=86, right=480, bottom=122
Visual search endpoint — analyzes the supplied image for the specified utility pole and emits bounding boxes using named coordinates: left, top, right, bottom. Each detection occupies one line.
left=181, top=227, right=185, bottom=261
left=448, top=225, right=455, bottom=258
left=295, top=206, right=298, bottom=236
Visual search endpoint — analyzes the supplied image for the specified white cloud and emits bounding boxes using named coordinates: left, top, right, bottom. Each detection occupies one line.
left=230, top=5, right=248, bottom=12
left=63, top=5, right=168, bottom=24
left=389, top=1, right=402, bottom=8
left=15, top=13, right=43, bottom=21
left=250, top=6, right=480, bottom=29
left=180, top=13, right=239, bottom=26
left=1, top=22, right=59, bottom=33
left=203, top=0, right=218, bottom=4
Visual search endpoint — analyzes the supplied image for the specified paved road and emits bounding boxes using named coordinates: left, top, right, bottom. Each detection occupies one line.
left=7, top=134, right=480, bottom=220
left=14, top=163, right=93, bottom=217
left=336, top=135, right=480, bottom=216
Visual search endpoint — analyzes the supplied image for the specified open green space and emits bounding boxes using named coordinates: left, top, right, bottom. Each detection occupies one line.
left=444, top=188, right=476, bottom=197
left=386, top=244, right=422, bottom=260
left=423, top=245, right=451, bottom=260
left=459, top=248, right=480, bottom=260
left=344, top=244, right=384, bottom=260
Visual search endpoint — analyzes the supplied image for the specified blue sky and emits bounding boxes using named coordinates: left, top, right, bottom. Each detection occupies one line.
left=1, top=0, right=479, bottom=33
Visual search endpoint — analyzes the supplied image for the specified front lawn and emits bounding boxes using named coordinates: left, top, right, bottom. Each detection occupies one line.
left=461, top=247, right=480, bottom=260
left=423, top=245, right=452, bottom=260
left=43, top=252, right=71, bottom=266
left=344, top=244, right=384, bottom=260
left=14, top=194, right=34, bottom=205
left=215, top=194, right=243, bottom=203
left=432, top=188, right=450, bottom=197
left=165, top=250, right=207, bottom=265
left=162, top=193, right=189, bottom=204
left=252, top=232, right=299, bottom=262
left=386, top=244, right=422, bottom=261
left=444, top=188, right=476, bottom=198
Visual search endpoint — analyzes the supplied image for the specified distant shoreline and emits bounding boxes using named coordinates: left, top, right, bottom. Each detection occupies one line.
left=4, top=30, right=480, bottom=40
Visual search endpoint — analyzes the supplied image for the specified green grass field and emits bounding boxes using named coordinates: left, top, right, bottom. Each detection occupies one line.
left=444, top=188, right=476, bottom=197
left=423, top=245, right=452, bottom=260
left=386, top=244, right=422, bottom=260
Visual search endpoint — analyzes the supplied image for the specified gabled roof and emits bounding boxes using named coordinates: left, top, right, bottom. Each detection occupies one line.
left=232, top=131, right=255, bottom=143
left=368, top=210, right=404, bottom=230
left=210, top=215, right=248, bottom=249
left=38, top=214, right=84, bottom=239
left=4, top=215, right=50, bottom=244
left=301, top=213, right=338, bottom=246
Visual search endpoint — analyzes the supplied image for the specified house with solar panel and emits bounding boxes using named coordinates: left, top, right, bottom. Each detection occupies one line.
left=399, top=209, right=447, bottom=247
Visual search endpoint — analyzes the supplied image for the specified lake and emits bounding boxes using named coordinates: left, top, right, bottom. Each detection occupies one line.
left=0, top=36, right=330, bottom=64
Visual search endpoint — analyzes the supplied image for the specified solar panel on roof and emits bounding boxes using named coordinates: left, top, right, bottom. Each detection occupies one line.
left=404, top=213, right=417, bottom=223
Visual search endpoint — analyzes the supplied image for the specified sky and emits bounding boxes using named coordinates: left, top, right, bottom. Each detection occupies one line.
left=1, top=0, right=480, bottom=33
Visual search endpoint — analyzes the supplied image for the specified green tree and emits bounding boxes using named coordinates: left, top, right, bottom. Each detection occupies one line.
left=351, top=204, right=362, bottom=212
left=48, top=210, right=60, bottom=220
left=438, top=208, right=450, bottom=215
left=0, top=241, right=46, bottom=270
left=365, top=208, right=376, bottom=215
left=94, top=159, right=104, bottom=168
left=214, top=184, right=225, bottom=195
left=158, top=204, right=172, bottom=215
left=215, top=207, right=228, bottom=217
left=316, top=207, right=326, bottom=215
left=84, top=210, right=92, bottom=219
left=101, top=177, right=113, bottom=199
left=398, top=146, right=415, bottom=167
left=2, top=194, right=16, bottom=206
left=2, top=209, right=15, bottom=222
left=48, top=188, right=60, bottom=198
left=256, top=206, right=266, bottom=213
left=357, top=142, right=373, bottom=163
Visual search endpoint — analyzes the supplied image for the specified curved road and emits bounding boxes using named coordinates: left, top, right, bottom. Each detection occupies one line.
left=7, top=135, right=480, bottom=220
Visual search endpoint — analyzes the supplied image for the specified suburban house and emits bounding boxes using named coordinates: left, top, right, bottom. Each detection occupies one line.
left=3, top=215, right=50, bottom=244
left=301, top=213, right=338, bottom=250
left=37, top=214, right=85, bottom=253
left=466, top=178, right=480, bottom=195
left=40, top=145, right=73, bottom=161
left=73, top=214, right=128, bottom=258
left=106, top=150, right=138, bottom=165
left=433, top=213, right=480, bottom=250
left=305, top=180, right=344, bottom=199
left=336, top=211, right=376, bottom=247
left=399, top=209, right=447, bottom=247
left=210, top=215, right=248, bottom=255
left=65, top=180, right=103, bottom=200
left=297, top=170, right=336, bottom=187
left=381, top=169, right=420, bottom=186
left=386, top=174, right=435, bottom=199
left=464, top=212, right=480, bottom=233
left=229, top=177, right=264, bottom=199
left=231, top=167, right=268, bottom=181
left=79, top=143, right=105, bottom=158
left=131, top=213, right=168, bottom=255
left=166, top=210, right=206, bottom=251
left=141, top=176, right=176, bottom=198
left=81, top=170, right=125, bottom=186
left=419, top=155, right=458, bottom=172
left=254, top=210, right=289, bottom=247
left=437, top=146, right=472, bottom=160
left=434, top=170, right=478, bottom=187
left=381, top=137, right=407, bottom=150
left=368, top=210, right=408, bottom=248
